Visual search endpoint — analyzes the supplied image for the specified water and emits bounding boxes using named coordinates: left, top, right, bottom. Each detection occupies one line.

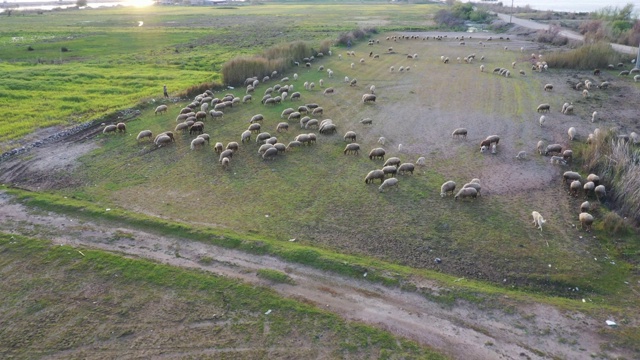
left=474, top=0, right=637, bottom=13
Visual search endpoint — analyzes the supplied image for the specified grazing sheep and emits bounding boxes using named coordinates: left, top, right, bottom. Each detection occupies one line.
left=344, top=131, right=357, bottom=142
left=544, top=84, right=553, bottom=91
left=635, top=75, right=640, bottom=82
left=454, top=187, right=477, bottom=201
left=190, top=137, right=206, bottom=150
left=537, top=140, right=545, bottom=155
left=265, top=136, right=278, bottom=145
left=630, top=132, right=639, bottom=144
left=563, top=171, right=582, bottom=184
left=383, top=157, right=401, bottom=167
left=594, top=185, right=606, bottom=201
left=179, top=107, right=192, bottom=115
left=276, top=122, right=289, bottom=133
left=311, top=107, right=323, bottom=116
left=212, top=142, right=223, bottom=153
left=562, top=149, right=573, bottom=162
left=262, top=147, right=279, bottom=161
left=189, top=122, right=204, bottom=135
left=281, top=108, right=295, bottom=119
left=416, top=157, right=426, bottom=166
left=274, top=143, right=286, bottom=153
left=319, top=123, right=337, bottom=135
left=379, top=178, right=399, bottom=192
left=256, top=132, right=271, bottom=144
left=226, top=142, right=239, bottom=153
left=309, top=82, right=315, bottom=91
left=351, top=63, right=355, bottom=69
left=563, top=105, right=574, bottom=115
left=584, top=181, right=595, bottom=197
left=377, top=137, right=386, bottom=145
left=531, top=211, right=546, bottom=231
left=389, top=66, right=394, bottom=72
left=305, top=119, right=319, bottom=129
left=544, top=144, right=562, bottom=156
left=241, top=130, right=252, bottom=143
left=539, top=115, right=546, bottom=127
left=619, top=70, right=630, bottom=76
left=582, top=89, right=589, bottom=98
left=580, top=201, right=591, bottom=213
left=369, top=148, right=386, bottom=160
left=136, top=130, right=153, bottom=141
left=452, top=128, right=467, bottom=139
left=175, top=122, right=189, bottom=133
left=258, top=143, right=274, bottom=155
left=154, top=105, right=168, bottom=115
left=586, top=174, right=600, bottom=185
left=116, top=122, right=126, bottom=133
left=480, top=64, right=485, bottom=72
left=515, top=151, right=527, bottom=160
left=590, top=111, right=598, bottom=123
left=537, top=104, right=551, bottom=113
left=579, top=212, right=594, bottom=231
left=323, top=87, right=334, bottom=95
left=221, top=157, right=230, bottom=170
left=248, top=123, right=262, bottom=134
left=397, top=163, right=415, bottom=175
left=362, top=94, right=376, bottom=103
left=350, top=78, right=357, bottom=87
left=196, top=133, right=210, bottom=144
left=570, top=180, right=582, bottom=196
left=440, top=181, right=456, bottom=197
left=550, top=156, right=567, bottom=165
left=209, top=110, right=224, bottom=120
left=462, top=182, right=481, bottom=196
left=344, top=143, right=360, bottom=155
left=290, top=92, right=301, bottom=101
left=288, top=112, right=302, bottom=121
left=242, top=94, right=252, bottom=103
left=382, top=165, right=398, bottom=178
left=176, top=113, right=189, bottom=122
left=568, top=127, right=577, bottom=141
left=365, top=169, right=385, bottom=184
left=154, top=135, right=172, bottom=147
left=219, top=149, right=233, bottom=163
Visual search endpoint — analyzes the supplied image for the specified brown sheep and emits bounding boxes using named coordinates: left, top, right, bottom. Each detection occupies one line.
left=116, top=122, right=127, bottom=133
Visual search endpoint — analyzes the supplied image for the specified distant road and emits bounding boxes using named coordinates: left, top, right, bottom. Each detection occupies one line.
left=496, top=13, right=638, bottom=55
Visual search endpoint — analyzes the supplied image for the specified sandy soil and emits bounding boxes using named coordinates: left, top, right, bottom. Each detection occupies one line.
left=0, top=191, right=630, bottom=360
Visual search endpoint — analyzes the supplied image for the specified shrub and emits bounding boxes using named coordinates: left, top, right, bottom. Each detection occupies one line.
left=175, top=81, right=222, bottom=99
left=27, top=46, right=34, bottom=51
left=602, top=211, right=630, bottom=234
left=60, top=47, right=69, bottom=52
left=335, top=28, right=377, bottom=47
left=544, top=41, right=625, bottom=69
left=536, top=25, right=568, bottom=46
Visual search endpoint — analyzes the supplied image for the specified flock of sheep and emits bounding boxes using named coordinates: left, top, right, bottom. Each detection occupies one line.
left=101, top=32, right=639, bottom=231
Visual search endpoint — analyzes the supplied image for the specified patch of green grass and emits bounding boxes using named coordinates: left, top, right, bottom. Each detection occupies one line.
left=257, top=269, right=295, bottom=285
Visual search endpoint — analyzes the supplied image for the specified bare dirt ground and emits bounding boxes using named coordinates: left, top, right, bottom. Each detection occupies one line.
left=0, top=191, right=630, bottom=360
left=1, top=30, right=639, bottom=359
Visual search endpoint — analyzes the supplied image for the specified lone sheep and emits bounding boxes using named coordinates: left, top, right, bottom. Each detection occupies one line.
left=531, top=211, right=546, bottom=231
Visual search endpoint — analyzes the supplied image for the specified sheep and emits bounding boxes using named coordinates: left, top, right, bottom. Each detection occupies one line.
left=241, top=130, right=252, bottom=143
left=248, top=123, right=262, bottom=134
left=538, top=115, right=546, bottom=127
left=562, top=149, right=573, bottom=162
left=580, top=201, right=591, bottom=213
left=462, top=182, right=481, bottom=196
left=389, top=66, right=395, bottom=72
left=344, top=131, right=357, bottom=142
left=379, top=178, right=399, bottom=192
left=619, top=70, right=630, bottom=76
left=289, top=92, right=301, bottom=101
left=276, top=122, right=289, bottom=133
left=570, top=180, right=582, bottom=196
left=594, top=185, right=606, bottom=201
left=635, top=75, right=640, bottom=82
left=563, top=171, right=581, bottom=184
left=221, top=157, right=230, bottom=170
left=579, top=212, right=594, bottom=231
left=479, top=135, right=500, bottom=149
left=550, top=156, right=567, bottom=165
left=136, top=130, right=153, bottom=141
left=226, top=142, right=239, bottom=153
left=179, top=107, right=192, bottom=115
left=175, top=122, right=189, bottom=133
left=568, top=127, right=577, bottom=141
left=258, top=143, right=274, bottom=155
left=274, top=143, right=287, bottom=153
left=242, top=94, right=252, bottom=104
left=350, top=78, right=357, bottom=87
left=288, top=112, right=302, bottom=121
left=440, top=181, right=456, bottom=197
left=416, top=157, right=426, bottom=166
left=154, top=105, right=168, bottom=115
left=327, top=69, right=333, bottom=78
left=537, top=104, right=550, bottom=113
left=397, top=163, right=415, bottom=175
left=213, top=142, right=223, bottom=153
left=586, top=173, right=600, bottom=185
left=515, top=151, right=527, bottom=160
left=543, top=83, right=553, bottom=92
left=323, top=87, right=334, bottom=95
left=369, top=85, right=375, bottom=94
left=365, top=170, right=385, bottom=184
left=217, top=149, right=233, bottom=163
left=369, top=148, right=386, bottom=160
left=563, top=105, right=574, bottom=115
left=311, top=107, right=323, bottom=116
left=319, top=123, right=337, bottom=135
left=544, top=144, right=562, bottom=156
left=265, top=136, right=278, bottom=145
left=351, top=63, right=355, bottom=69
left=454, top=187, right=477, bottom=201
left=452, top=128, right=467, bottom=139
left=209, top=110, right=224, bottom=120
left=305, top=119, right=319, bottom=129
left=362, top=94, right=376, bottom=103
left=309, top=82, right=315, bottom=91
left=115, top=122, right=126, bottom=133
left=537, top=141, right=545, bottom=155
left=189, top=122, right=204, bottom=135
left=176, top=113, right=189, bottom=123
left=382, top=165, right=398, bottom=178
left=344, top=143, right=360, bottom=155
left=531, top=211, right=546, bottom=231
left=519, top=70, right=525, bottom=76
left=294, top=134, right=311, bottom=145
left=582, top=89, right=589, bottom=98
left=196, top=133, right=210, bottom=144
left=256, top=132, right=271, bottom=144
left=299, top=116, right=311, bottom=128
left=262, top=147, right=278, bottom=160
left=584, top=181, right=595, bottom=197
left=383, top=157, right=401, bottom=167
left=281, top=108, right=295, bottom=118
left=377, top=137, right=386, bottom=145
left=195, top=111, right=207, bottom=122
left=190, top=137, right=206, bottom=150
left=630, top=132, right=639, bottom=144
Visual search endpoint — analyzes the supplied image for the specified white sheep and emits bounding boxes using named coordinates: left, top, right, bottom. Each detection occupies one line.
left=389, top=66, right=395, bottom=72
left=378, top=178, right=399, bottom=192
left=454, top=187, right=477, bottom=201
left=568, top=127, right=577, bottom=141
left=370, top=85, right=375, bottom=94
left=293, top=73, right=298, bottom=81
left=416, top=157, right=426, bottom=166
left=136, top=130, right=153, bottom=141
left=190, top=137, right=206, bottom=150
left=327, top=69, right=333, bottom=78
left=579, top=212, right=594, bottom=231
left=515, top=151, right=526, bottom=160
left=539, top=115, right=546, bottom=127
left=591, top=111, right=597, bottom=123
left=440, top=180, right=456, bottom=197
left=480, top=64, right=485, bottom=72
left=531, top=211, right=546, bottom=231
left=582, top=89, right=589, bottom=98
left=319, top=79, right=324, bottom=87
left=378, top=137, right=386, bottom=145
left=154, top=105, right=168, bottom=115
left=537, top=140, right=545, bottom=155
left=452, top=128, right=467, bottom=139
left=634, top=74, right=640, bottom=82
left=351, top=63, right=355, bottom=69
left=490, top=144, right=497, bottom=154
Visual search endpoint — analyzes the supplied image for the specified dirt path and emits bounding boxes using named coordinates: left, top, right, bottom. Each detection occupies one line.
left=0, top=192, right=630, bottom=360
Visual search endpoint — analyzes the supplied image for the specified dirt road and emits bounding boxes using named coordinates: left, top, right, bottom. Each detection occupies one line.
left=0, top=192, right=631, bottom=360
left=497, top=13, right=639, bottom=55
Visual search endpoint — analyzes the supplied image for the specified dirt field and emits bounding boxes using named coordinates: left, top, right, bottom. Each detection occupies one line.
left=1, top=30, right=639, bottom=359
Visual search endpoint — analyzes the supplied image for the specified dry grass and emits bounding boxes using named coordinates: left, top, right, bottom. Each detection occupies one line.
left=544, top=41, right=627, bottom=69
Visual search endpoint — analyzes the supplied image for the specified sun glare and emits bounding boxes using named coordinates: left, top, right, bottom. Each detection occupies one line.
left=123, top=0, right=155, bottom=8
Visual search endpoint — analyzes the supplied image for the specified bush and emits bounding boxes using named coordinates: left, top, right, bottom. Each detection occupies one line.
left=175, top=81, right=222, bottom=99
left=434, top=9, right=465, bottom=30
left=60, top=47, right=69, bottom=52
left=335, top=28, right=377, bottom=47
left=544, top=41, right=625, bottom=69
left=536, top=25, right=568, bottom=46
left=27, top=46, right=34, bottom=51
left=602, top=211, right=631, bottom=234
